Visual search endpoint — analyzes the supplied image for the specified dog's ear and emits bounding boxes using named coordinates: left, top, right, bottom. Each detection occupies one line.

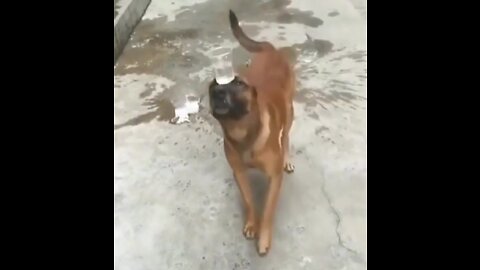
left=209, top=78, right=219, bottom=88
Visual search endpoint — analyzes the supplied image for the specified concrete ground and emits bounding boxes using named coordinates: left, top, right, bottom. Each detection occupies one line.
left=115, top=0, right=119, bottom=19
left=114, top=0, right=366, bottom=269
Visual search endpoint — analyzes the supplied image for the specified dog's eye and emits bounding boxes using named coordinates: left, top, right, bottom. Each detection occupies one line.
left=234, top=79, right=243, bottom=86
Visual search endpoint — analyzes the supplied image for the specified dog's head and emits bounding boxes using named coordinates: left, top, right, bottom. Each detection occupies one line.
left=208, top=76, right=256, bottom=120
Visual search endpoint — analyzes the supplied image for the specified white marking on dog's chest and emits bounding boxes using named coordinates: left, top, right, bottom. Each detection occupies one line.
left=228, top=127, right=248, bottom=142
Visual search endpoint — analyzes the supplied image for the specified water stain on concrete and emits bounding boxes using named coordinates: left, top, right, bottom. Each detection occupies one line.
left=115, top=0, right=329, bottom=131
left=300, top=35, right=334, bottom=58
left=277, top=11, right=323, bottom=27
left=328, top=11, right=340, bottom=17
left=114, top=98, right=175, bottom=130
left=116, top=0, right=325, bottom=76
left=115, top=28, right=209, bottom=77
left=331, top=47, right=347, bottom=53
left=276, top=37, right=334, bottom=67
left=315, top=126, right=329, bottom=135
left=330, top=50, right=366, bottom=62
left=114, top=193, right=125, bottom=204
left=308, top=112, right=320, bottom=120
left=310, top=39, right=334, bottom=57
left=295, top=87, right=362, bottom=110
left=139, top=82, right=157, bottom=98
left=281, top=37, right=334, bottom=69
left=295, top=89, right=326, bottom=110
left=328, top=80, right=362, bottom=93
left=231, top=0, right=323, bottom=28
left=330, top=79, right=355, bottom=86
left=325, top=90, right=358, bottom=104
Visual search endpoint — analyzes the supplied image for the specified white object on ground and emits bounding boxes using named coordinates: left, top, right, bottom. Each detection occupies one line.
left=170, top=95, right=200, bottom=124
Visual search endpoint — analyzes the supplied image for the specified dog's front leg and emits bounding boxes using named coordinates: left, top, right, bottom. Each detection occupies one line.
left=257, top=155, right=284, bottom=256
left=224, top=139, right=258, bottom=240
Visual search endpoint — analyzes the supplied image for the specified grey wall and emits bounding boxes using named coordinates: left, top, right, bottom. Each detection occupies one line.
left=114, top=0, right=151, bottom=64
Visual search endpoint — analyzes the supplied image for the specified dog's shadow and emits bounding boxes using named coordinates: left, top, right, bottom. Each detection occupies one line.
left=247, top=169, right=269, bottom=216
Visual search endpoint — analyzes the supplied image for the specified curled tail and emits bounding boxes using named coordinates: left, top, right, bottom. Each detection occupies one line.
left=229, top=10, right=272, bottom=53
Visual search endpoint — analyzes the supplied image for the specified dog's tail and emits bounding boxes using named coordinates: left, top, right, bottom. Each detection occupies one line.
left=229, top=10, right=272, bottom=53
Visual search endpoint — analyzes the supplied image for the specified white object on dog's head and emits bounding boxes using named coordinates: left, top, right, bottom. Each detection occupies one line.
left=215, top=75, right=235, bottom=85
left=212, top=46, right=235, bottom=85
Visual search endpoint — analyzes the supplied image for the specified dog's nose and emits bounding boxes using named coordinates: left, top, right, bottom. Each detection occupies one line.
left=214, top=88, right=227, bottom=99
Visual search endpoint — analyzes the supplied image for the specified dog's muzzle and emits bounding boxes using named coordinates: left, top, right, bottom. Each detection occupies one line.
left=210, top=85, right=232, bottom=115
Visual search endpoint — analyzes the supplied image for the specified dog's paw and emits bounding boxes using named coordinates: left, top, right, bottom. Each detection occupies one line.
left=257, top=231, right=271, bottom=256
left=243, top=219, right=257, bottom=240
left=284, top=162, right=295, bottom=173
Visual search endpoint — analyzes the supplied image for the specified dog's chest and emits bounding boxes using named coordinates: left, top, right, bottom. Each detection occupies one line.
left=227, top=126, right=248, bottom=142
left=242, top=149, right=253, bottom=164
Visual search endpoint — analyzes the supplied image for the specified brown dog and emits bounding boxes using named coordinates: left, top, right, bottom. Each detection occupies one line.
left=208, top=10, right=296, bottom=256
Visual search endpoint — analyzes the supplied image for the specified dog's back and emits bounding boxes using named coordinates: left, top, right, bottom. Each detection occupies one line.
left=229, top=10, right=295, bottom=137
left=229, top=10, right=295, bottom=103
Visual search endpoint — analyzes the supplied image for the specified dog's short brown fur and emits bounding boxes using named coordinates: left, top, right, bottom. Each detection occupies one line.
left=208, top=10, right=296, bottom=256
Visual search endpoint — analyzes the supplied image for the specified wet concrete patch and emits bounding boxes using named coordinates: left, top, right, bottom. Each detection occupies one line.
left=115, top=27, right=207, bottom=77
left=277, top=36, right=334, bottom=67
left=116, top=0, right=296, bottom=127
left=114, top=193, right=125, bottom=204
left=118, top=3, right=321, bottom=60
left=298, top=37, right=334, bottom=58
left=295, top=89, right=327, bottom=110
left=308, top=112, right=320, bottom=120
left=114, top=0, right=348, bottom=130
left=315, top=126, right=329, bottom=135
left=228, top=0, right=322, bottom=26
left=330, top=50, right=367, bottom=62
left=273, top=37, right=334, bottom=68
left=295, top=86, right=362, bottom=110
left=328, top=80, right=363, bottom=92
left=328, top=11, right=340, bottom=17
left=114, top=77, right=211, bottom=130
left=114, top=0, right=152, bottom=63
left=114, top=98, right=175, bottom=130
left=291, top=39, right=366, bottom=112
left=116, top=0, right=325, bottom=74
left=277, top=11, right=323, bottom=27
left=328, top=90, right=359, bottom=103
left=139, top=82, right=157, bottom=98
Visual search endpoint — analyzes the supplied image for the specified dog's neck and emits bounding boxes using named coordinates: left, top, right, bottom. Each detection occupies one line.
left=219, top=104, right=261, bottom=148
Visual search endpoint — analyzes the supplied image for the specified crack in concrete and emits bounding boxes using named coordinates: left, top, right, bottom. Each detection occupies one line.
left=321, top=173, right=365, bottom=264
